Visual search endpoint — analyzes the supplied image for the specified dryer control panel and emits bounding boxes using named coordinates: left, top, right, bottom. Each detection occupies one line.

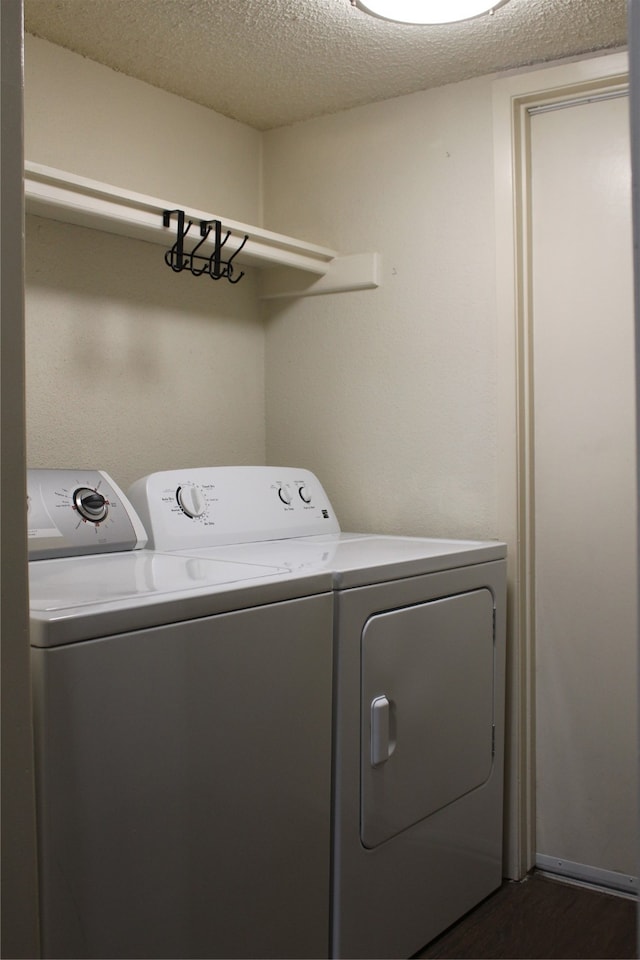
left=127, top=466, right=340, bottom=550
left=27, top=469, right=148, bottom=559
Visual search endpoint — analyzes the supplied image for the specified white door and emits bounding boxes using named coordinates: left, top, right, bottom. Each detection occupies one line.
left=531, top=93, right=637, bottom=880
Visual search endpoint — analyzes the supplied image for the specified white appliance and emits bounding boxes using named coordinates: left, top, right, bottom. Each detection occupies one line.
left=28, top=468, right=334, bottom=960
left=329, top=534, right=506, bottom=959
left=128, top=466, right=507, bottom=960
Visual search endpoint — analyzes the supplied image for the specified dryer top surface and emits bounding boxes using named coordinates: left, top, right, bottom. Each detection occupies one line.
left=317, top=534, right=506, bottom=588
left=170, top=533, right=507, bottom=589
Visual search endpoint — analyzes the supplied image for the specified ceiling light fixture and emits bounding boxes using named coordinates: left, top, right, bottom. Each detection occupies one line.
left=353, top=0, right=511, bottom=25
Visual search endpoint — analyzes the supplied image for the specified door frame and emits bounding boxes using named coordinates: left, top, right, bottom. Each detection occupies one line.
left=492, top=50, right=629, bottom=881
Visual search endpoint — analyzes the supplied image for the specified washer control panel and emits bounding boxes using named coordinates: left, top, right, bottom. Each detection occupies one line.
left=27, top=469, right=148, bottom=559
left=127, top=466, right=340, bottom=550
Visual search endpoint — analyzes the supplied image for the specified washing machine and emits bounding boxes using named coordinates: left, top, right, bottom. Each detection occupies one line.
left=128, top=466, right=507, bottom=960
left=27, top=468, right=334, bottom=960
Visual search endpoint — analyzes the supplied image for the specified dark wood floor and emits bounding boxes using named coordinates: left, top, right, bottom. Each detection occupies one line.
left=414, top=871, right=637, bottom=959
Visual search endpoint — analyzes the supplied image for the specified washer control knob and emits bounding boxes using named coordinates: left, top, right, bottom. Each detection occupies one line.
left=177, top=484, right=206, bottom=518
left=298, top=485, right=312, bottom=504
left=278, top=485, right=292, bottom=506
left=73, top=487, right=108, bottom=523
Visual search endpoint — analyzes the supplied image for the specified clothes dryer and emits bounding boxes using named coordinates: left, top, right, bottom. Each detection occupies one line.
left=128, top=467, right=507, bottom=960
left=28, top=469, right=334, bottom=960
left=326, top=533, right=506, bottom=959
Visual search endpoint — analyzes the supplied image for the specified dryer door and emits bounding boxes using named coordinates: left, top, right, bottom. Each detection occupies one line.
left=361, top=588, right=495, bottom=848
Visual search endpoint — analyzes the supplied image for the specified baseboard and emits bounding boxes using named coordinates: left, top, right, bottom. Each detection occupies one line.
left=535, top=854, right=638, bottom=897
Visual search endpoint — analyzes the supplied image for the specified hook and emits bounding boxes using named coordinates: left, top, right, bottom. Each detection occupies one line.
left=186, top=220, right=216, bottom=276
left=199, top=220, right=223, bottom=279
left=221, top=234, right=249, bottom=284
left=163, top=209, right=194, bottom=272
left=162, top=210, right=249, bottom=285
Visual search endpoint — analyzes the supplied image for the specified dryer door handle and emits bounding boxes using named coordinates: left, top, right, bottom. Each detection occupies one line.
left=370, top=695, right=396, bottom=767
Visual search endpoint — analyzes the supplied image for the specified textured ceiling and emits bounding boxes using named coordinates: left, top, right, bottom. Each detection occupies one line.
left=24, top=0, right=628, bottom=131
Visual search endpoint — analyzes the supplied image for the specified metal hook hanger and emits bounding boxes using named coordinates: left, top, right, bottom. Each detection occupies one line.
left=187, top=220, right=217, bottom=277
left=162, top=209, right=249, bottom=285
left=163, top=209, right=194, bottom=272
left=222, top=234, right=249, bottom=284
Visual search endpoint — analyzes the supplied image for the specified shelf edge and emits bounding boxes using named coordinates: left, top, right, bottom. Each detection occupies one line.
left=24, top=161, right=338, bottom=275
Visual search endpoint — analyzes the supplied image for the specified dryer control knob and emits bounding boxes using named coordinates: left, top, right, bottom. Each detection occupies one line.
left=177, top=484, right=206, bottom=519
left=73, top=487, right=108, bottom=523
left=278, top=486, right=292, bottom=506
left=298, top=485, right=312, bottom=504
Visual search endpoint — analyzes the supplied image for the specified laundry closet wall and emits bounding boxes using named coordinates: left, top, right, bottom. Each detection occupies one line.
left=24, top=36, right=266, bottom=488
left=24, top=34, right=501, bottom=532
left=262, top=78, right=498, bottom=539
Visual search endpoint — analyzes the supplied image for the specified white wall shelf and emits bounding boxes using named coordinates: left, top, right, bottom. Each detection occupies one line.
left=24, top=162, right=379, bottom=299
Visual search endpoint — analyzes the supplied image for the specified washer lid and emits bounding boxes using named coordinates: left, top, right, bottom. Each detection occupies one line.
left=29, top=551, right=291, bottom=611
left=29, top=550, right=332, bottom=647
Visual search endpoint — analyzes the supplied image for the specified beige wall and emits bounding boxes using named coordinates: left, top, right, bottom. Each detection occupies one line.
left=25, top=216, right=265, bottom=489
left=262, top=78, right=498, bottom=539
left=24, top=37, right=266, bottom=487
left=25, top=35, right=262, bottom=222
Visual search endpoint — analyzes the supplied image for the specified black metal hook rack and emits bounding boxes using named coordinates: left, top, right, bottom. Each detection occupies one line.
left=162, top=209, right=249, bottom=284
